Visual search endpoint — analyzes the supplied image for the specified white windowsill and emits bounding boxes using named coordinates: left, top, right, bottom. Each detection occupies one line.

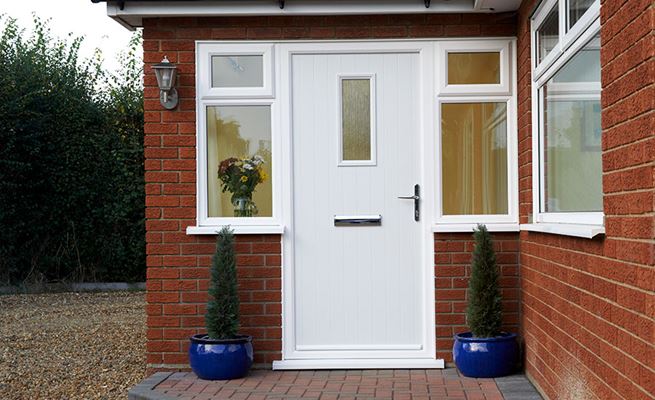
left=432, top=224, right=520, bottom=233
left=520, top=223, right=605, bottom=239
left=186, top=225, right=285, bottom=235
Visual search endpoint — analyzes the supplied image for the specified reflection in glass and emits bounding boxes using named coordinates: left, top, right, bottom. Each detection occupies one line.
left=441, top=103, right=508, bottom=215
left=212, top=55, right=264, bottom=88
left=448, top=52, right=501, bottom=85
left=542, top=34, right=602, bottom=213
left=569, top=0, right=594, bottom=29
left=207, top=106, right=272, bottom=217
left=537, top=6, right=559, bottom=63
left=341, top=79, right=372, bottom=161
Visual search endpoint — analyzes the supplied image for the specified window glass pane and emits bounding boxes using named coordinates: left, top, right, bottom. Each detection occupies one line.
left=441, top=103, right=508, bottom=215
left=448, top=52, right=501, bottom=85
left=207, top=106, right=272, bottom=217
left=341, top=79, right=372, bottom=161
left=542, top=35, right=602, bottom=213
left=537, top=6, right=559, bottom=64
left=212, top=55, right=264, bottom=88
left=569, top=0, right=594, bottom=29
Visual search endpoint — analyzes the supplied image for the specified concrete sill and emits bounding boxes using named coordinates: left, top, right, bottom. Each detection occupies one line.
left=520, top=223, right=605, bottom=239
left=186, top=225, right=285, bottom=235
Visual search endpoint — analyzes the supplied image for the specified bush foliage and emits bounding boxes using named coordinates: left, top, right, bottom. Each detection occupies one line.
left=0, top=16, right=145, bottom=284
left=466, top=224, right=503, bottom=338
left=206, top=227, right=240, bottom=339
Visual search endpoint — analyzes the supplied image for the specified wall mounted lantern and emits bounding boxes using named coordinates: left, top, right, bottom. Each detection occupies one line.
left=152, top=56, right=178, bottom=110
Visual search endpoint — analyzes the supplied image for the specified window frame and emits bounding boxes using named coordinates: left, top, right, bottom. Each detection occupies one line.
left=336, top=73, right=378, bottom=167
left=437, top=40, right=511, bottom=96
left=529, top=0, right=604, bottom=231
left=198, top=43, right=274, bottom=98
left=434, top=39, right=519, bottom=232
left=192, top=42, right=282, bottom=234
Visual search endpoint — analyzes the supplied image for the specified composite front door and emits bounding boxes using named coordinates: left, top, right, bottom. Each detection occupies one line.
left=279, top=47, right=438, bottom=368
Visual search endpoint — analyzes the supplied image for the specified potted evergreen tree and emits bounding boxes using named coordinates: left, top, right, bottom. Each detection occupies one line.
left=188, top=226, right=253, bottom=380
left=453, top=224, right=518, bottom=378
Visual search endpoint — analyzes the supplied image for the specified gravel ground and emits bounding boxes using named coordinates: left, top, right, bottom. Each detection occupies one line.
left=0, top=291, right=146, bottom=399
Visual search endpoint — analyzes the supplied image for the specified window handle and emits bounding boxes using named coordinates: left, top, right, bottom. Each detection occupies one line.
left=397, top=184, right=420, bottom=221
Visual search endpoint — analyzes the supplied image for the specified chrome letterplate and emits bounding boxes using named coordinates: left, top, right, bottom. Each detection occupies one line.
left=334, top=215, right=382, bottom=226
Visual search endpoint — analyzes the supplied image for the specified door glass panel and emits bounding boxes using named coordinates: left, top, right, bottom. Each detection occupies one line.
left=537, top=6, right=559, bottom=64
left=568, top=0, right=594, bottom=29
left=206, top=105, right=272, bottom=217
left=212, top=55, right=264, bottom=88
left=441, top=103, right=508, bottom=215
left=541, top=34, right=601, bottom=213
left=447, top=52, right=501, bottom=84
left=341, top=78, right=372, bottom=162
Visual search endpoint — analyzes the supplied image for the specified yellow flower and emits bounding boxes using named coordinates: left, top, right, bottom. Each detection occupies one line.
left=240, top=176, right=248, bottom=182
left=259, top=171, right=267, bottom=183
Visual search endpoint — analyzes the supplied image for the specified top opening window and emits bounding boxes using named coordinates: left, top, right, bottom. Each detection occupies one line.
left=568, top=0, right=595, bottom=29
left=212, top=55, right=264, bottom=88
left=536, top=5, right=559, bottom=64
left=447, top=52, right=500, bottom=85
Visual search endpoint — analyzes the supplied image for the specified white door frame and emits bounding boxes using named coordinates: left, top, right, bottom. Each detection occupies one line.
left=274, top=41, right=440, bottom=370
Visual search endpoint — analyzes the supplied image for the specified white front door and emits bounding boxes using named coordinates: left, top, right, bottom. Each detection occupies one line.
left=278, top=47, right=439, bottom=368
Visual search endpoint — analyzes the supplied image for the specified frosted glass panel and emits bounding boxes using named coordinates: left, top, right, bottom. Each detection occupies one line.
left=341, top=79, right=372, bottom=161
left=448, top=52, right=500, bottom=84
left=212, top=55, right=264, bottom=88
left=441, top=103, right=508, bottom=215
left=206, top=106, right=272, bottom=217
left=537, top=6, right=559, bottom=63
left=542, top=35, right=602, bottom=213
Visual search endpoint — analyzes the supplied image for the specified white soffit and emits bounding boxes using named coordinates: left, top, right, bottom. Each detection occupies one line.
left=106, top=0, right=521, bottom=29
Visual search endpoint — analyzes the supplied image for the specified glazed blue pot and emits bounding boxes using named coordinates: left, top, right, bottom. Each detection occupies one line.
left=453, top=332, right=518, bottom=378
left=188, top=334, right=253, bottom=380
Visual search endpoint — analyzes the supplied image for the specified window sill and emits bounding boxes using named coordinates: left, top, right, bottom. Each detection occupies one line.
left=520, top=223, right=605, bottom=239
left=432, top=224, right=520, bottom=233
left=186, top=225, right=285, bottom=235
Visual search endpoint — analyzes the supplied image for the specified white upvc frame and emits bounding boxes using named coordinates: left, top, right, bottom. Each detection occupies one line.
left=337, top=73, right=378, bottom=167
left=197, top=43, right=274, bottom=98
left=190, top=42, right=283, bottom=235
left=528, top=0, right=604, bottom=235
left=436, top=40, right=511, bottom=96
left=532, top=0, right=601, bottom=82
left=434, top=39, right=519, bottom=232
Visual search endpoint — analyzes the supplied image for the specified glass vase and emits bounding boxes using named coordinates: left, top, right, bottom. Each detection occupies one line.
left=233, top=197, right=256, bottom=217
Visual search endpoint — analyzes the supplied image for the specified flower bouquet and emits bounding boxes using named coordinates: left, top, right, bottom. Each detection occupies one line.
left=218, top=155, right=267, bottom=217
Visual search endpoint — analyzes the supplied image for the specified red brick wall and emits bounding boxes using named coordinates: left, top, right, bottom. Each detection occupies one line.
left=143, top=13, right=519, bottom=372
left=434, top=233, right=520, bottom=362
left=516, top=0, right=655, bottom=399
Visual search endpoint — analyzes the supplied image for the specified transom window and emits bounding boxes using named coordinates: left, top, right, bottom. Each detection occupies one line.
left=529, top=0, right=603, bottom=233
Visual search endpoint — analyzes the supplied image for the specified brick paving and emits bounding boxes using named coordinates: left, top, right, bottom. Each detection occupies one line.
left=133, top=369, right=541, bottom=399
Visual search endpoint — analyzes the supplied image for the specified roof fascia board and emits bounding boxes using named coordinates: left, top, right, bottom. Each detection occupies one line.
left=107, top=0, right=520, bottom=29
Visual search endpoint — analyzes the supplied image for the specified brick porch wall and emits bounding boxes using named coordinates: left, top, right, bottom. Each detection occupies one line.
left=516, top=0, right=655, bottom=399
left=143, top=13, right=519, bottom=372
left=434, top=233, right=520, bottom=362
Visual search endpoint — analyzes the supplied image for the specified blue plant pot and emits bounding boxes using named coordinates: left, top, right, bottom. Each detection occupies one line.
left=453, top=332, right=518, bottom=378
left=188, top=334, right=253, bottom=380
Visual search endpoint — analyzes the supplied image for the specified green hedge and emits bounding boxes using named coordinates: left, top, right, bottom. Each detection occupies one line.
left=0, top=17, right=145, bottom=284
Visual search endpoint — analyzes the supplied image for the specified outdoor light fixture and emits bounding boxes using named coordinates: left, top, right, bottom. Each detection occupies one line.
left=152, top=56, right=178, bottom=110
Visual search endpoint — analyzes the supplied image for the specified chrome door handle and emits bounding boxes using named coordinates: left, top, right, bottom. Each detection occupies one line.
left=397, top=184, right=420, bottom=221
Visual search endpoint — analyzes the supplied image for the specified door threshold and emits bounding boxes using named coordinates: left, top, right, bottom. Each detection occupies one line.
left=272, top=359, right=445, bottom=370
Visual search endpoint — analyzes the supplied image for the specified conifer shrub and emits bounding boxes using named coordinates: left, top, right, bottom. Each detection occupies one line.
left=205, top=227, right=240, bottom=339
left=466, top=224, right=503, bottom=338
